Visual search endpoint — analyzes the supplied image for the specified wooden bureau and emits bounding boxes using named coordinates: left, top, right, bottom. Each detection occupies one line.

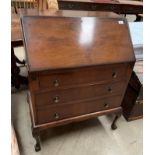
left=21, top=16, right=135, bottom=151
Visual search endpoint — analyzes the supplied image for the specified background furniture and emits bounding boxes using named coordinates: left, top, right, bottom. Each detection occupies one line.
left=11, top=0, right=58, bottom=12
left=57, top=0, right=143, bottom=20
left=11, top=12, right=28, bottom=89
left=122, top=21, right=143, bottom=121
left=11, top=1, right=40, bottom=89
left=11, top=0, right=38, bottom=13
left=11, top=0, right=143, bottom=20
left=21, top=16, right=135, bottom=151
left=122, top=61, right=143, bottom=121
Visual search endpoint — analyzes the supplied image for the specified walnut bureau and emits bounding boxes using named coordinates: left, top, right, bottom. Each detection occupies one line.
left=21, top=16, right=135, bottom=151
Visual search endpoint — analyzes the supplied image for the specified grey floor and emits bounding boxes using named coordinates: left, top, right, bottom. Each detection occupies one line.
left=12, top=46, right=143, bottom=155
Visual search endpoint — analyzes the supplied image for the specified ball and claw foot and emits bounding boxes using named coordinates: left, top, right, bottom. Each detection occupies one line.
left=111, top=115, right=120, bottom=130
left=111, top=123, right=117, bottom=130
left=35, top=143, right=41, bottom=152
left=32, top=130, right=41, bottom=152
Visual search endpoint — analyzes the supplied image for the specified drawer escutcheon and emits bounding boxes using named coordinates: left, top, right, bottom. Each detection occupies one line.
left=112, top=72, right=117, bottom=78
left=53, top=79, right=59, bottom=87
left=103, top=103, right=109, bottom=108
left=108, top=87, right=112, bottom=93
left=53, top=113, right=60, bottom=119
left=53, top=96, right=60, bottom=103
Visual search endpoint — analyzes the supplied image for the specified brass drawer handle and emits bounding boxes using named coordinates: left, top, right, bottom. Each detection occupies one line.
left=108, top=87, right=112, bottom=93
left=53, top=79, right=59, bottom=87
left=112, top=72, right=117, bottom=78
left=53, top=113, right=60, bottom=119
left=103, top=103, right=109, bottom=108
left=53, top=96, right=60, bottom=103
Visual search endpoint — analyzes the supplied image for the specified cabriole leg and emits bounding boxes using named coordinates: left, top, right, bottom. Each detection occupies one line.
left=111, top=113, right=121, bottom=130
left=32, top=129, right=41, bottom=152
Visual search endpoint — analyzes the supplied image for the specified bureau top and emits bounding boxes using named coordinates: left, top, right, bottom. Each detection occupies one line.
left=21, top=16, right=135, bottom=72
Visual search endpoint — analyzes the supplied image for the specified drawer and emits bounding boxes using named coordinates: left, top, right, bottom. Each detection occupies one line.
left=37, top=95, right=122, bottom=124
left=38, top=64, right=128, bottom=90
left=35, top=82, right=125, bottom=107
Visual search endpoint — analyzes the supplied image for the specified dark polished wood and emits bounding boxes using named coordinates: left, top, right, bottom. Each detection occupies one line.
left=22, top=16, right=135, bottom=151
left=22, top=16, right=134, bottom=72
left=58, top=0, right=143, bottom=15
left=37, top=95, right=123, bottom=124
left=35, top=63, right=128, bottom=91
left=122, top=61, right=143, bottom=121
left=35, top=81, right=125, bottom=107
left=27, top=92, right=122, bottom=130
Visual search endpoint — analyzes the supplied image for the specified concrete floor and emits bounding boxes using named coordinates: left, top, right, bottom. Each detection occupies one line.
left=12, top=46, right=143, bottom=155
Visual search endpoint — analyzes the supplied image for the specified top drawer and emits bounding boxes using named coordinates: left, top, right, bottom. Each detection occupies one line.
left=38, top=64, right=128, bottom=90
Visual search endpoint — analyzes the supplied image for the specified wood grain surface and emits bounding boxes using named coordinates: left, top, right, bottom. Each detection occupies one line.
left=21, top=16, right=135, bottom=71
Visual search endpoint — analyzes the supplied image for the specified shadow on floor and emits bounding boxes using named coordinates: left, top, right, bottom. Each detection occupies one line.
left=41, top=118, right=106, bottom=142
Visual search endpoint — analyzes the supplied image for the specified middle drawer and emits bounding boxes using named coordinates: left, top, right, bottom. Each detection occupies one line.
left=35, top=81, right=125, bottom=107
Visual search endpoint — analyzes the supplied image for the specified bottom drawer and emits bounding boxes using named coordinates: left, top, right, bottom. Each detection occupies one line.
left=37, top=95, right=122, bottom=124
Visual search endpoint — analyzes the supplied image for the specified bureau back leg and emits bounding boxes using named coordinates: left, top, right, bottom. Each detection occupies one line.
left=111, top=113, right=121, bottom=130
left=32, top=129, right=41, bottom=152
